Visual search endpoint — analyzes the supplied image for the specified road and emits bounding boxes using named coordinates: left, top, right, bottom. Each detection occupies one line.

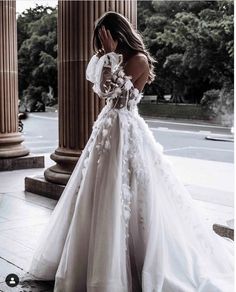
left=22, top=112, right=234, bottom=163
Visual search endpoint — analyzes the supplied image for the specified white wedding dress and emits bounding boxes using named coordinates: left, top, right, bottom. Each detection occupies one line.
left=26, top=52, right=234, bottom=292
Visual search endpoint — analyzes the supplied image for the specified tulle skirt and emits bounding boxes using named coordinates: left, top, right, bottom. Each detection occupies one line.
left=26, top=103, right=234, bottom=292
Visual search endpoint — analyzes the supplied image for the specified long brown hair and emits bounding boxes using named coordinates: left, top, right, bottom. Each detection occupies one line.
left=93, top=11, right=156, bottom=84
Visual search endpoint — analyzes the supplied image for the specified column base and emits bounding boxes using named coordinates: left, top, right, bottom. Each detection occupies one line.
left=44, top=149, right=81, bottom=185
left=0, top=133, right=29, bottom=158
left=0, top=154, right=44, bottom=171
left=25, top=175, right=64, bottom=200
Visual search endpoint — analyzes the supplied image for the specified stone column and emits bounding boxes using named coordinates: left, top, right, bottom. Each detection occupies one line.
left=0, top=0, right=29, bottom=158
left=44, top=0, right=137, bottom=185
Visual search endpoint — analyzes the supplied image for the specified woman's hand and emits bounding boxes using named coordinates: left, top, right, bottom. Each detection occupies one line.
left=96, top=48, right=105, bottom=58
left=98, top=25, right=118, bottom=54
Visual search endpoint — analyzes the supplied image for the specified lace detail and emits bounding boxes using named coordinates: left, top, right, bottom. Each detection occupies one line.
left=85, top=53, right=148, bottom=244
left=118, top=111, right=151, bottom=250
left=86, top=52, right=143, bottom=112
left=85, top=105, right=151, bottom=252
left=94, top=111, right=117, bottom=164
left=82, top=101, right=151, bottom=253
left=80, top=105, right=114, bottom=181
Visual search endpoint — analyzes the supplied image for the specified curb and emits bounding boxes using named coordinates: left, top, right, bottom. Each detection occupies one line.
left=205, top=134, right=234, bottom=142
left=142, top=115, right=231, bottom=128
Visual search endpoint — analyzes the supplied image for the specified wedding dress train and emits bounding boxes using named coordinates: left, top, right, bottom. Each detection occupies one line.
left=26, top=52, right=234, bottom=292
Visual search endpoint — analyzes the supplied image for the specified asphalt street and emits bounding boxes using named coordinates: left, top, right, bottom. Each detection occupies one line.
left=21, top=112, right=234, bottom=163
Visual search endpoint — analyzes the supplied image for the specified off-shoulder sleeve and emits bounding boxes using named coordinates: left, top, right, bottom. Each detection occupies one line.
left=86, top=54, right=100, bottom=83
left=86, top=52, right=144, bottom=110
left=86, top=52, right=133, bottom=99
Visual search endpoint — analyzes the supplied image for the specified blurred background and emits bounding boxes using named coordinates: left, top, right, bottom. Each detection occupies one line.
left=17, top=0, right=234, bottom=127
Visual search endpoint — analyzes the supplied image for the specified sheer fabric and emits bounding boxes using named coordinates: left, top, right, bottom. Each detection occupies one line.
left=86, top=52, right=143, bottom=110
left=25, top=52, right=234, bottom=292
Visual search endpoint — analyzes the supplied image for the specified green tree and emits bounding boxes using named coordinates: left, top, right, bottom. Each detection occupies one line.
left=138, top=0, right=233, bottom=104
left=17, top=5, right=57, bottom=111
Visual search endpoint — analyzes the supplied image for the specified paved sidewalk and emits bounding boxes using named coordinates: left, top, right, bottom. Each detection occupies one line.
left=0, top=153, right=234, bottom=291
left=167, top=155, right=234, bottom=229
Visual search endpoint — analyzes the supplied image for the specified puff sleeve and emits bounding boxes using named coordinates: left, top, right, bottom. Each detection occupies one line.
left=86, top=52, right=134, bottom=99
left=85, top=54, right=100, bottom=84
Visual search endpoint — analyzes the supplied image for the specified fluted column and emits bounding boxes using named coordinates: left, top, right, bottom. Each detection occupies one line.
left=45, top=0, right=137, bottom=185
left=0, top=0, right=29, bottom=158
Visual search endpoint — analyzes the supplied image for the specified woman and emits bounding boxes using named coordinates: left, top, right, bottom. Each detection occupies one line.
left=26, top=11, right=233, bottom=292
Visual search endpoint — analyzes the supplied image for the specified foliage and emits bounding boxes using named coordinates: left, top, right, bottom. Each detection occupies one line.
left=200, top=89, right=221, bottom=113
left=138, top=0, right=234, bottom=106
left=200, top=82, right=234, bottom=126
left=20, top=85, right=45, bottom=112
left=17, top=1, right=233, bottom=120
left=17, top=5, right=57, bottom=111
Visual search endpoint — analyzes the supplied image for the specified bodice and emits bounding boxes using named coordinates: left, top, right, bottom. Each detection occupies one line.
left=86, top=52, right=143, bottom=111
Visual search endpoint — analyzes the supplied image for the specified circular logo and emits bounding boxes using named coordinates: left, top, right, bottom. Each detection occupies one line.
left=5, top=273, right=19, bottom=287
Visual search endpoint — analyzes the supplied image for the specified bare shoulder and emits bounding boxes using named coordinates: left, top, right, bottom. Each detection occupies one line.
left=124, top=52, right=149, bottom=91
left=127, top=52, right=149, bottom=70
left=124, top=52, right=149, bottom=79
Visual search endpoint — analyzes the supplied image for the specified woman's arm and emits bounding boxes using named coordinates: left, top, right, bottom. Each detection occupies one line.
left=86, top=27, right=149, bottom=98
left=98, top=51, right=150, bottom=93
left=86, top=51, right=148, bottom=101
left=95, top=27, right=120, bottom=95
left=91, top=52, right=125, bottom=98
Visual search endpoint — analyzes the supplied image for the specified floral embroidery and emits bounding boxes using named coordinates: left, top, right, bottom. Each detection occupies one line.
left=86, top=52, right=143, bottom=112
left=86, top=52, right=149, bottom=252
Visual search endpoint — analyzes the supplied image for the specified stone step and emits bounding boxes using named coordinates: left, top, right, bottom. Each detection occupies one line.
left=0, top=155, right=44, bottom=171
